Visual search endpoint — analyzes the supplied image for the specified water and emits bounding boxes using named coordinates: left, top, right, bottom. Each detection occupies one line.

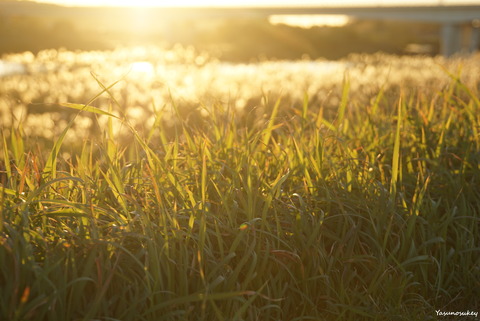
left=1, top=48, right=479, bottom=143
left=0, top=57, right=347, bottom=78
left=0, top=60, right=27, bottom=77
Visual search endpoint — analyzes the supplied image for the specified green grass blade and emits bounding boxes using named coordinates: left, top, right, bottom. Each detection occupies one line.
left=59, top=103, right=119, bottom=119
left=42, top=118, right=76, bottom=180
left=390, top=97, right=403, bottom=202
left=2, top=130, right=12, bottom=186
left=337, top=74, right=350, bottom=127
left=261, top=96, right=282, bottom=147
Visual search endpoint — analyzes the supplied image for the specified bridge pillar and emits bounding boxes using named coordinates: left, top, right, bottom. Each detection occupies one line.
left=441, top=23, right=462, bottom=57
left=470, top=20, right=480, bottom=53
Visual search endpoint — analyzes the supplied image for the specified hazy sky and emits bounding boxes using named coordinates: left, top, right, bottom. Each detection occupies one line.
left=33, top=0, right=480, bottom=7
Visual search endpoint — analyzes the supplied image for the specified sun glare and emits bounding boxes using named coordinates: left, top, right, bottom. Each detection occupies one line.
left=111, top=0, right=212, bottom=7
left=269, top=15, right=350, bottom=27
left=37, top=0, right=247, bottom=7
left=34, top=0, right=480, bottom=7
left=130, top=61, right=155, bottom=76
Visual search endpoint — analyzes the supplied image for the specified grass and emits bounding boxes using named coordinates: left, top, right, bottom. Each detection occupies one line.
left=1, top=58, right=480, bottom=321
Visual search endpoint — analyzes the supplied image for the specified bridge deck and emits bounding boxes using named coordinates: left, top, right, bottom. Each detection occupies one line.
left=155, top=5, right=480, bottom=24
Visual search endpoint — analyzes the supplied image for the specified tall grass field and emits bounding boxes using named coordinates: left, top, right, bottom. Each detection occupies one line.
left=1, top=48, right=479, bottom=320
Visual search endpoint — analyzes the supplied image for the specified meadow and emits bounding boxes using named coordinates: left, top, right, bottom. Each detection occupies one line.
left=1, top=47, right=479, bottom=320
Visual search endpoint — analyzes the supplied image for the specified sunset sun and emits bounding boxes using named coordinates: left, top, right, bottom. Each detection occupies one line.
left=95, top=0, right=226, bottom=7
left=35, top=0, right=274, bottom=7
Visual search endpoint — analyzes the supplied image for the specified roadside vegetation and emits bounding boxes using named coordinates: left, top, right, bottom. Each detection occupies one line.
left=0, top=49, right=479, bottom=320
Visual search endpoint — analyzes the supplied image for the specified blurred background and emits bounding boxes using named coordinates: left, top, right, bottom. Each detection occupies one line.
left=1, top=0, right=479, bottom=145
left=1, top=0, right=479, bottom=61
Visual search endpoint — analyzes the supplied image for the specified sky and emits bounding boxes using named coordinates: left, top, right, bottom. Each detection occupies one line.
left=32, top=0, right=480, bottom=7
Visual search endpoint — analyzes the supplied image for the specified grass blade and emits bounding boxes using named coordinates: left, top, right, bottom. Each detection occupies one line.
left=390, top=97, right=403, bottom=202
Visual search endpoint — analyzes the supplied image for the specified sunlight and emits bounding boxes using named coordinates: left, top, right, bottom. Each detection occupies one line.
left=38, top=0, right=246, bottom=7
left=269, top=14, right=350, bottom=28
left=109, top=0, right=212, bottom=7
left=130, top=61, right=155, bottom=76
left=32, top=0, right=480, bottom=7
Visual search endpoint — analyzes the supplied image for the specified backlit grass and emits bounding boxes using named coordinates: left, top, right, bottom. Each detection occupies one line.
left=0, top=53, right=479, bottom=320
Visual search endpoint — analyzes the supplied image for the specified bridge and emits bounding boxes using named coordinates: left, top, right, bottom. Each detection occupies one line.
left=156, top=5, right=480, bottom=57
